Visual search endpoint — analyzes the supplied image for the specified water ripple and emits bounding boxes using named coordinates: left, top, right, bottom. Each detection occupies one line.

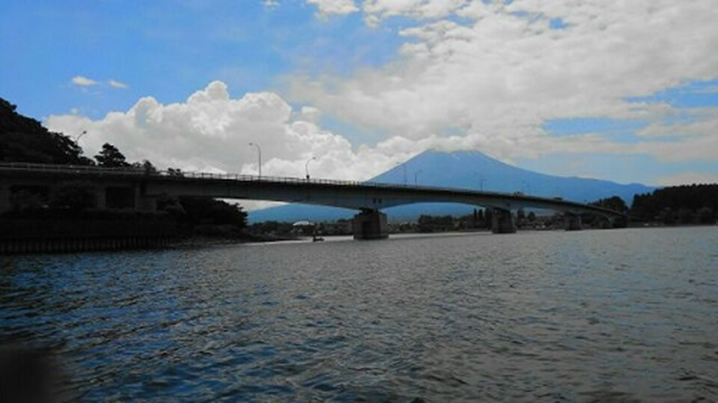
left=1, top=227, right=717, bottom=401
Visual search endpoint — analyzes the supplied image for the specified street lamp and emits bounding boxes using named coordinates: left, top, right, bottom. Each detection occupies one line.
left=305, top=156, right=316, bottom=180
left=521, top=181, right=531, bottom=194
left=395, top=162, right=407, bottom=185
left=476, top=172, right=486, bottom=191
left=249, top=142, right=262, bottom=178
left=414, top=169, right=423, bottom=185
left=75, top=130, right=87, bottom=143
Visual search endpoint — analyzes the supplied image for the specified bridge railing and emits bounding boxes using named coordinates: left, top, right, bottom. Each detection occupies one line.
left=0, top=162, right=432, bottom=190
left=0, top=162, right=513, bottom=195
left=0, top=162, right=149, bottom=176
left=0, top=161, right=536, bottom=197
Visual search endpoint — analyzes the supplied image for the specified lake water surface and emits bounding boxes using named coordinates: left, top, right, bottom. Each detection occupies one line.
left=1, top=227, right=717, bottom=401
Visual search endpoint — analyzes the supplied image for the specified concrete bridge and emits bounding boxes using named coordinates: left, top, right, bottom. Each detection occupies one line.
left=0, top=163, right=626, bottom=239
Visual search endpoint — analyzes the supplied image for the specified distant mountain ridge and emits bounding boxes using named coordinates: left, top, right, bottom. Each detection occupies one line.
left=248, top=150, right=656, bottom=223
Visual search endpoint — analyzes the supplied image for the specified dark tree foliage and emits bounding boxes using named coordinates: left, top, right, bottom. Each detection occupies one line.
left=631, top=184, right=718, bottom=223
left=1, top=98, right=94, bottom=165
left=170, top=196, right=248, bottom=229
left=527, top=211, right=537, bottom=222
left=417, top=214, right=454, bottom=232
left=132, top=159, right=158, bottom=174
left=95, top=143, right=131, bottom=167
left=589, top=196, right=628, bottom=213
left=455, top=208, right=486, bottom=229
left=484, top=209, right=494, bottom=229
left=49, top=181, right=96, bottom=211
left=248, top=221, right=295, bottom=236
left=9, top=188, right=47, bottom=212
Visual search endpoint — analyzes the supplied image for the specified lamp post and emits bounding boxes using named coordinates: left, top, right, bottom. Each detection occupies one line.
left=414, top=169, right=422, bottom=185
left=75, top=130, right=87, bottom=143
left=477, top=173, right=486, bottom=191
left=521, top=181, right=531, bottom=194
left=396, top=162, right=407, bottom=185
left=249, top=142, right=262, bottom=178
left=305, top=156, right=316, bottom=180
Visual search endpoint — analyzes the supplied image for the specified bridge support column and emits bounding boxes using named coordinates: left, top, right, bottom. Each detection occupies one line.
left=95, top=187, right=106, bottom=210
left=137, top=196, right=157, bottom=212
left=353, top=210, right=388, bottom=240
left=134, top=184, right=157, bottom=212
left=597, top=216, right=613, bottom=229
left=564, top=214, right=583, bottom=231
left=0, top=185, right=11, bottom=214
left=491, top=209, right=516, bottom=234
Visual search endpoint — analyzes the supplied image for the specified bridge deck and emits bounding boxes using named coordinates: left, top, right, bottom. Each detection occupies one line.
left=0, top=162, right=626, bottom=217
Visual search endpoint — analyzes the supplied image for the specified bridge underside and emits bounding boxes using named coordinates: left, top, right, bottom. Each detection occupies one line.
left=0, top=181, right=593, bottom=239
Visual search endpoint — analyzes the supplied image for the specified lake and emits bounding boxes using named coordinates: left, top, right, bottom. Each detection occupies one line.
left=1, top=226, right=717, bottom=401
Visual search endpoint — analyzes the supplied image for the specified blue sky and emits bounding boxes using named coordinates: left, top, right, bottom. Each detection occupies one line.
left=2, top=0, right=717, bottom=188
left=2, top=0, right=401, bottom=118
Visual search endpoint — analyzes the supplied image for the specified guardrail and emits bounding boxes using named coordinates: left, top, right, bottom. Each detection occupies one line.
left=0, top=161, right=491, bottom=192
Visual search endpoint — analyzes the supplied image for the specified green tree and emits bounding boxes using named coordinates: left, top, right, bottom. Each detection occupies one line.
left=527, top=211, right=536, bottom=222
left=1, top=97, right=93, bottom=165
left=678, top=208, right=694, bottom=224
left=95, top=143, right=130, bottom=167
left=49, top=181, right=95, bottom=211
left=590, top=196, right=628, bottom=213
left=697, top=207, right=715, bottom=224
left=9, top=188, right=46, bottom=212
left=175, top=196, right=247, bottom=229
left=630, top=184, right=718, bottom=221
left=132, top=159, right=158, bottom=174
left=659, top=208, right=676, bottom=225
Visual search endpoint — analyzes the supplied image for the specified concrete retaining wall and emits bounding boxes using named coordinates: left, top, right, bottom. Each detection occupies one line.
left=0, top=218, right=177, bottom=254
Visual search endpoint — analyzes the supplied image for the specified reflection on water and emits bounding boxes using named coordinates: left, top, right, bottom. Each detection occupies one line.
left=1, top=227, right=717, bottom=401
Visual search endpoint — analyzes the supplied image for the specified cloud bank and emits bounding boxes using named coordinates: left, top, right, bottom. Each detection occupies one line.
left=295, top=0, right=718, bottom=164
left=47, top=81, right=422, bottom=182
left=49, top=0, right=717, bottom=194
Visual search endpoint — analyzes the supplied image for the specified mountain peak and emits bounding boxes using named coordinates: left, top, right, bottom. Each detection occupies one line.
left=249, top=150, right=655, bottom=222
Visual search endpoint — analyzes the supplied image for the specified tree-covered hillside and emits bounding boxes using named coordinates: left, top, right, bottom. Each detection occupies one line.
left=631, top=184, right=718, bottom=224
left=1, top=97, right=247, bottom=232
left=0, top=98, right=93, bottom=165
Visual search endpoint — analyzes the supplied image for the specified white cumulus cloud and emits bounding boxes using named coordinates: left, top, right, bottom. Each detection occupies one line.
left=46, top=81, right=421, bottom=183
left=72, top=76, right=99, bottom=87
left=108, top=79, right=128, bottom=89
left=289, top=0, right=718, bottom=166
left=307, top=0, right=358, bottom=17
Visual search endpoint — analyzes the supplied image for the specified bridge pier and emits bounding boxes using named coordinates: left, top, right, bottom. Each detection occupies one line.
left=135, top=185, right=157, bottom=212
left=596, top=216, right=613, bottom=229
left=491, top=208, right=516, bottom=234
left=564, top=214, right=583, bottom=231
left=0, top=185, right=10, bottom=215
left=95, top=186, right=106, bottom=209
left=353, top=209, right=388, bottom=240
left=138, top=197, right=157, bottom=212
